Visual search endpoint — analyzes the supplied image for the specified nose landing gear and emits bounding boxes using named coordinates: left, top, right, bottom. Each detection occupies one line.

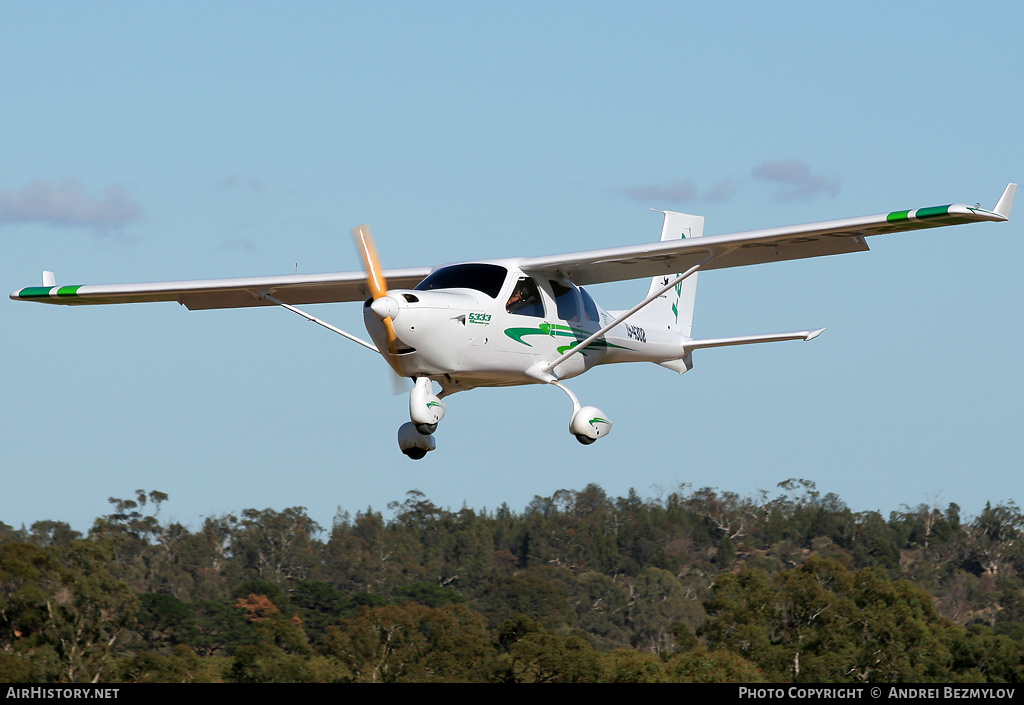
left=398, top=377, right=446, bottom=459
left=410, top=376, right=445, bottom=434
left=398, top=421, right=436, bottom=459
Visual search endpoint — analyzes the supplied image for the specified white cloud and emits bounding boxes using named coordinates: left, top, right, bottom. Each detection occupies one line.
left=751, top=160, right=840, bottom=201
left=0, top=179, right=143, bottom=231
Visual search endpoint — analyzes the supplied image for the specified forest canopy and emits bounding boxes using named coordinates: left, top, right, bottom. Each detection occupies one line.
left=1, top=481, right=1022, bottom=683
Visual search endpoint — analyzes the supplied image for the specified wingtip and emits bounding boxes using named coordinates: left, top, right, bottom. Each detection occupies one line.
left=994, top=183, right=1016, bottom=220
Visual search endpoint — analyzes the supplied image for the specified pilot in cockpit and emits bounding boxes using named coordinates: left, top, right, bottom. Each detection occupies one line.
left=506, top=277, right=543, bottom=317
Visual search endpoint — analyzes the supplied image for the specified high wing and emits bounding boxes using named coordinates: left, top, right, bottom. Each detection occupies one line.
left=10, top=184, right=1015, bottom=308
left=10, top=267, right=432, bottom=310
left=519, top=183, right=1016, bottom=286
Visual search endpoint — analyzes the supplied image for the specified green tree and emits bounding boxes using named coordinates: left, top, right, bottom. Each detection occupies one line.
left=664, top=647, right=766, bottom=682
left=626, top=567, right=701, bottom=653
left=229, top=508, right=322, bottom=585
left=493, top=616, right=601, bottom=683
left=324, top=603, right=495, bottom=683
left=702, top=559, right=961, bottom=682
left=0, top=539, right=138, bottom=682
left=473, top=566, right=575, bottom=631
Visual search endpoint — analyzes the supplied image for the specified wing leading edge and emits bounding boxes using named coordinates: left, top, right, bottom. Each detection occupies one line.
left=10, top=268, right=432, bottom=310
left=10, top=184, right=1015, bottom=309
left=519, top=184, right=1016, bottom=286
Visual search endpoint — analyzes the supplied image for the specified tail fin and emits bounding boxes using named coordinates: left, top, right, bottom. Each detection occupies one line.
left=639, top=210, right=704, bottom=336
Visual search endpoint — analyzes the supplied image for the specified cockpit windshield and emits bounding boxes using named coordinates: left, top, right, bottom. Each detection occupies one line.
left=414, top=263, right=508, bottom=299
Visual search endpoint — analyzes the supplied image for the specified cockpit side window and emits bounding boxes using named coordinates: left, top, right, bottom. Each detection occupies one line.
left=549, top=280, right=580, bottom=323
left=506, top=277, right=545, bottom=317
left=414, top=263, right=507, bottom=299
left=579, top=287, right=600, bottom=322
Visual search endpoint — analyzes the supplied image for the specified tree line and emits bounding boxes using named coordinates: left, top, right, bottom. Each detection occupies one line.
left=1, top=480, right=1022, bottom=682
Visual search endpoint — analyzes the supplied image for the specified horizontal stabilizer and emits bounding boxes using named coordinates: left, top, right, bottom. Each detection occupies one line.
left=656, top=328, right=824, bottom=374
left=683, top=328, right=825, bottom=353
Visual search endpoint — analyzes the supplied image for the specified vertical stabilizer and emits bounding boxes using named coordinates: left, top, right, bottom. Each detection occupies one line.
left=639, top=210, right=704, bottom=337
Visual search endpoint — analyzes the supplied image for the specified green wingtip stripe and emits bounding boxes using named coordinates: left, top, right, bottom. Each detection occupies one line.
left=15, top=285, right=82, bottom=299
left=14, top=284, right=80, bottom=299
left=16, top=287, right=55, bottom=298
left=915, top=205, right=952, bottom=219
left=887, top=205, right=952, bottom=223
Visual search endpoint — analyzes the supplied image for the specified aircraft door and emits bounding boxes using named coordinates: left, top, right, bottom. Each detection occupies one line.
left=496, top=275, right=552, bottom=355
left=545, top=280, right=601, bottom=373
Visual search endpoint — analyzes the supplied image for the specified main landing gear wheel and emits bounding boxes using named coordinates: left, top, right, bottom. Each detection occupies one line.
left=550, top=380, right=612, bottom=445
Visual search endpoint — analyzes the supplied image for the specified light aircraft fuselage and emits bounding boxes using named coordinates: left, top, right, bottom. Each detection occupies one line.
left=364, top=260, right=675, bottom=392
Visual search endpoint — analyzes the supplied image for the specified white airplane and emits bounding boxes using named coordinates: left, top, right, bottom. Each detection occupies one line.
left=12, top=184, right=1017, bottom=459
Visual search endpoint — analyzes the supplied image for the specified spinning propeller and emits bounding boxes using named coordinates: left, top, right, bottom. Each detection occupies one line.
left=352, top=224, right=403, bottom=373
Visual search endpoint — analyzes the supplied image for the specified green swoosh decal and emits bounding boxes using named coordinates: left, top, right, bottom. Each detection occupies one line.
left=504, top=325, right=632, bottom=354
left=504, top=326, right=546, bottom=346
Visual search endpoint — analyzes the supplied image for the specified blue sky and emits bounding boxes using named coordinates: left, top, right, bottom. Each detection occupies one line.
left=3, top=1, right=1022, bottom=533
